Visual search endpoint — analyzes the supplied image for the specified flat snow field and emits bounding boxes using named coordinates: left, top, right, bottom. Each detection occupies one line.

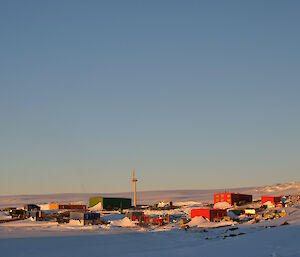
left=0, top=224, right=300, bottom=257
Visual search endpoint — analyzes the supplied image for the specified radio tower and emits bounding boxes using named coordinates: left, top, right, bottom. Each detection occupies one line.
left=131, top=168, right=138, bottom=207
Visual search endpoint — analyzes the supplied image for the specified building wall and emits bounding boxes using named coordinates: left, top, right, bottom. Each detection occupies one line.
left=210, top=209, right=227, bottom=221
left=261, top=196, right=282, bottom=204
left=49, top=204, right=60, bottom=210
left=89, top=197, right=103, bottom=208
left=89, top=197, right=132, bottom=210
left=49, top=204, right=86, bottom=210
left=103, top=198, right=131, bottom=210
left=191, top=209, right=211, bottom=220
left=214, top=193, right=252, bottom=205
left=214, top=193, right=232, bottom=204
left=191, top=208, right=227, bottom=221
left=231, top=193, right=252, bottom=205
left=24, top=204, right=40, bottom=211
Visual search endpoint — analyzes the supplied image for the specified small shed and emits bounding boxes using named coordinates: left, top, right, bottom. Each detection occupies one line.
left=157, top=201, right=173, bottom=208
left=70, top=212, right=101, bottom=225
left=9, top=209, right=27, bottom=219
left=28, top=211, right=44, bottom=221
left=126, top=211, right=144, bottom=220
left=24, top=204, right=40, bottom=212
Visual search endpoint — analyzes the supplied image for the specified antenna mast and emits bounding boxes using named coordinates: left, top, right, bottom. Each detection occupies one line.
left=131, top=168, right=138, bottom=207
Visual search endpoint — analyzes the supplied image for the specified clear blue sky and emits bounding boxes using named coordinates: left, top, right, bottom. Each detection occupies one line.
left=1, top=1, right=300, bottom=195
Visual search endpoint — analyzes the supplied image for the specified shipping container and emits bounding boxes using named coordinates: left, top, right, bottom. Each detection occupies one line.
left=245, top=209, right=256, bottom=215
left=151, top=218, right=161, bottom=224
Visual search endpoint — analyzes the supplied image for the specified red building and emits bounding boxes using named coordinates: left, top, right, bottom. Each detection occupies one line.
left=214, top=193, right=252, bottom=205
left=261, top=196, right=282, bottom=204
left=191, top=208, right=227, bottom=221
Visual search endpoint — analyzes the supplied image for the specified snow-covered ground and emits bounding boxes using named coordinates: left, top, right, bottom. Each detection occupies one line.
left=0, top=208, right=300, bottom=257
left=0, top=181, right=300, bottom=257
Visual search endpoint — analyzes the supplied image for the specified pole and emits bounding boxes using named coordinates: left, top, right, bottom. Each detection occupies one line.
left=132, top=168, right=138, bottom=207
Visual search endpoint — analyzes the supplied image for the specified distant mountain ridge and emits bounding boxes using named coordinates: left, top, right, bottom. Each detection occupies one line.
left=0, top=181, right=299, bottom=208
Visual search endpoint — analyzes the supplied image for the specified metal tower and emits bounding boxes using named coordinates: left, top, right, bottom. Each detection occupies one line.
left=131, top=168, right=138, bottom=207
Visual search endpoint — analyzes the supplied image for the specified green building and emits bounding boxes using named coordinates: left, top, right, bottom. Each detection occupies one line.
left=89, top=197, right=132, bottom=210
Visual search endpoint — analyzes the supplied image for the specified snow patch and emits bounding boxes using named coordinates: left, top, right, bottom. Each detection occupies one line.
left=187, top=216, right=236, bottom=228
left=101, top=213, right=124, bottom=222
left=89, top=202, right=102, bottom=211
left=68, top=220, right=82, bottom=226
left=0, top=211, right=11, bottom=220
left=110, top=217, right=137, bottom=227
left=39, top=204, right=50, bottom=210
left=214, top=202, right=232, bottom=209
left=187, top=216, right=210, bottom=227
